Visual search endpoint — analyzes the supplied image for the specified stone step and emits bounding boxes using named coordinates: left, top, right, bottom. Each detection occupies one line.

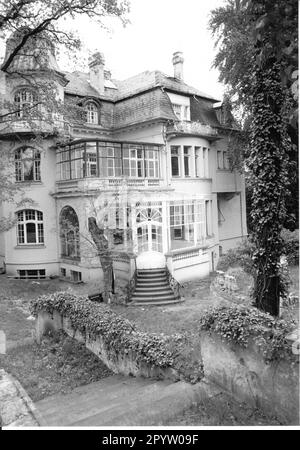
left=137, top=269, right=167, bottom=275
left=132, top=289, right=175, bottom=298
left=132, top=299, right=183, bottom=307
left=137, top=276, right=168, bottom=283
left=137, top=272, right=167, bottom=278
left=131, top=292, right=175, bottom=302
left=135, top=285, right=172, bottom=292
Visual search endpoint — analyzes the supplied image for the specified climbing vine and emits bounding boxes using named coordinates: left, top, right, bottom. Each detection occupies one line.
left=199, top=305, right=296, bottom=364
left=30, top=291, right=175, bottom=368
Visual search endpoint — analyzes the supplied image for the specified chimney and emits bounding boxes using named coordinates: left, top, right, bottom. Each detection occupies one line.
left=89, top=52, right=105, bottom=94
left=172, top=51, right=184, bottom=81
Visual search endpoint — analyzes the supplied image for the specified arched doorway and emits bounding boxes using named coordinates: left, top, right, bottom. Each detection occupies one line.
left=59, top=206, right=80, bottom=259
left=135, top=203, right=163, bottom=253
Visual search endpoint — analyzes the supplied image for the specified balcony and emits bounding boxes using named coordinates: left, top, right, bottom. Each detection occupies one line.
left=0, top=118, right=67, bottom=137
left=166, top=121, right=219, bottom=139
left=55, top=177, right=167, bottom=194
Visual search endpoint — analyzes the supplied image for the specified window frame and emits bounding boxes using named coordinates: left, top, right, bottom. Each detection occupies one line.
left=16, top=209, right=44, bottom=245
left=85, top=101, right=99, bottom=125
left=15, top=147, right=41, bottom=182
left=14, top=88, right=38, bottom=119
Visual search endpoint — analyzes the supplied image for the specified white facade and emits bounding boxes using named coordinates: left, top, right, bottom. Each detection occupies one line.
left=0, top=39, right=247, bottom=284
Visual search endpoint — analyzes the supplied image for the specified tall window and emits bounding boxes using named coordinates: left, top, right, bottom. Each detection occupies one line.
left=169, top=200, right=205, bottom=250
left=217, top=150, right=230, bottom=170
left=17, top=210, right=44, bottom=245
left=60, top=206, right=80, bottom=259
left=14, top=89, right=37, bottom=118
left=184, top=146, right=191, bottom=176
left=171, top=146, right=180, bottom=177
left=15, top=147, right=41, bottom=182
left=205, top=200, right=213, bottom=236
left=123, top=145, right=144, bottom=178
left=85, top=102, right=98, bottom=124
left=145, top=147, right=159, bottom=178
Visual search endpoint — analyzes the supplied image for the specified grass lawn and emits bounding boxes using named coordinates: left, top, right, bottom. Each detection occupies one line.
left=163, top=393, right=281, bottom=426
left=0, top=331, right=112, bottom=402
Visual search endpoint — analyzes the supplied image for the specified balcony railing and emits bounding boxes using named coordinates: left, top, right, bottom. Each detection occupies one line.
left=167, top=121, right=219, bottom=138
left=56, top=177, right=165, bottom=193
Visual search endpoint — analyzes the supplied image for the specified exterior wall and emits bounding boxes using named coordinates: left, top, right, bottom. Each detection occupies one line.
left=218, top=192, right=247, bottom=253
left=2, top=141, right=59, bottom=277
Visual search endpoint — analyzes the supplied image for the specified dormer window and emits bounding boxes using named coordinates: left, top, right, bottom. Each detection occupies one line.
left=14, top=89, right=37, bottom=118
left=171, top=103, right=190, bottom=121
left=85, top=102, right=98, bottom=124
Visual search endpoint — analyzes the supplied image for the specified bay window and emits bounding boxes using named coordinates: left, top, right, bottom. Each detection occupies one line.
left=56, top=141, right=160, bottom=180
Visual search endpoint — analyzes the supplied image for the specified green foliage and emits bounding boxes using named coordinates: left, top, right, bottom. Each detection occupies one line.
left=199, top=305, right=296, bottom=363
left=281, top=228, right=299, bottom=266
left=30, top=291, right=175, bottom=370
left=217, top=239, right=255, bottom=275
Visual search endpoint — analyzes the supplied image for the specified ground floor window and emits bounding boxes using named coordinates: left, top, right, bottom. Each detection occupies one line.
left=169, top=200, right=206, bottom=250
left=70, top=270, right=82, bottom=282
left=59, top=206, right=80, bottom=260
left=17, top=210, right=44, bottom=245
left=18, top=269, right=46, bottom=279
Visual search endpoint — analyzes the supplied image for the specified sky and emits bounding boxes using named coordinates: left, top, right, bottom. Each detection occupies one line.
left=0, top=0, right=226, bottom=100
left=71, top=0, right=226, bottom=100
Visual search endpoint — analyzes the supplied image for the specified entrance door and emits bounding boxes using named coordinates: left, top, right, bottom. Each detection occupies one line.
left=137, top=221, right=162, bottom=253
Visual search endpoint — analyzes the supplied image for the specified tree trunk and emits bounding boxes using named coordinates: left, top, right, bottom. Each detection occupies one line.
left=88, top=217, right=114, bottom=303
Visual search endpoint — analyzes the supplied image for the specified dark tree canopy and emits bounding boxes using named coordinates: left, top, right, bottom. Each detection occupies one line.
left=210, top=0, right=298, bottom=316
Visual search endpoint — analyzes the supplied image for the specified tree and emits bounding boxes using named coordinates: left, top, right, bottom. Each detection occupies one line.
left=0, top=0, right=130, bottom=230
left=210, top=0, right=298, bottom=231
left=209, top=0, right=298, bottom=316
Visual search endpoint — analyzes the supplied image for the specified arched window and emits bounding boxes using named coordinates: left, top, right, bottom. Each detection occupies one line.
left=85, top=102, right=98, bottom=124
left=14, top=89, right=37, bottom=118
left=15, top=147, right=41, bottom=182
left=60, top=206, right=80, bottom=259
left=17, top=210, right=44, bottom=245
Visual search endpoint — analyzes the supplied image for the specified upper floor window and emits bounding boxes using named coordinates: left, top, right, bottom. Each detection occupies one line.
left=217, top=150, right=230, bottom=170
left=85, top=102, right=98, bottom=124
left=14, top=89, right=37, bottom=118
left=57, top=141, right=160, bottom=180
left=171, top=103, right=190, bottom=121
left=171, top=146, right=180, bottom=177
left=17, top=210, right=44, bottom=245
left=15, top=147, right=41, bottom=182
left=184, top=146, right=192, bottom=176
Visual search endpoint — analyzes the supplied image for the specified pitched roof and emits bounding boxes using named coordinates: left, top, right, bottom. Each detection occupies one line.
left=64, top=70, right=219, bottom=103
left=114, top=88, right=177, bottom=128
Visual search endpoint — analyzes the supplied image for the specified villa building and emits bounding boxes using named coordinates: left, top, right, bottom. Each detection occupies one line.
left=0, top=33, right=247, bottom=290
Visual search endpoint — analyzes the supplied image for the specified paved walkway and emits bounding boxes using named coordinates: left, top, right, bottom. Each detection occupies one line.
left=35, top=375, right=221, bottom=427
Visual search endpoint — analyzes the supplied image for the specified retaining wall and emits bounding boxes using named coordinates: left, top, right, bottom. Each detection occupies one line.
left=200, top=331, right=299, bottom=425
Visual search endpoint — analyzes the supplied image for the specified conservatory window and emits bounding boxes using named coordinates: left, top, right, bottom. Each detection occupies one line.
left=169, top=200, right=205, bottom=250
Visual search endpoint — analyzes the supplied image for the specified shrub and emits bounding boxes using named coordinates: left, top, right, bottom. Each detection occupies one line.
left=217, top=238, right=255, bottom=275
left=199, top=305, right=296, bottom=363
left=30, top=291, right=175, bottom=369
left=281, top=228, right=299, bottom=266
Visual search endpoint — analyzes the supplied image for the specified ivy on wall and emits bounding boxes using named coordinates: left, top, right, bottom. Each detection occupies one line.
left=199, top=305, right=296, bottom=364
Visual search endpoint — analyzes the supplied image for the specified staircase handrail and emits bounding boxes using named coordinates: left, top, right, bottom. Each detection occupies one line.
left=165, top=266, right=183, bottom=299
left=125, top=269, right=137, bottom=304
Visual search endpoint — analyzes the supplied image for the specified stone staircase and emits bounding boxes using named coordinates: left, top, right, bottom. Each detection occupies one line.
left=131, top=268, right=182, bottom=306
